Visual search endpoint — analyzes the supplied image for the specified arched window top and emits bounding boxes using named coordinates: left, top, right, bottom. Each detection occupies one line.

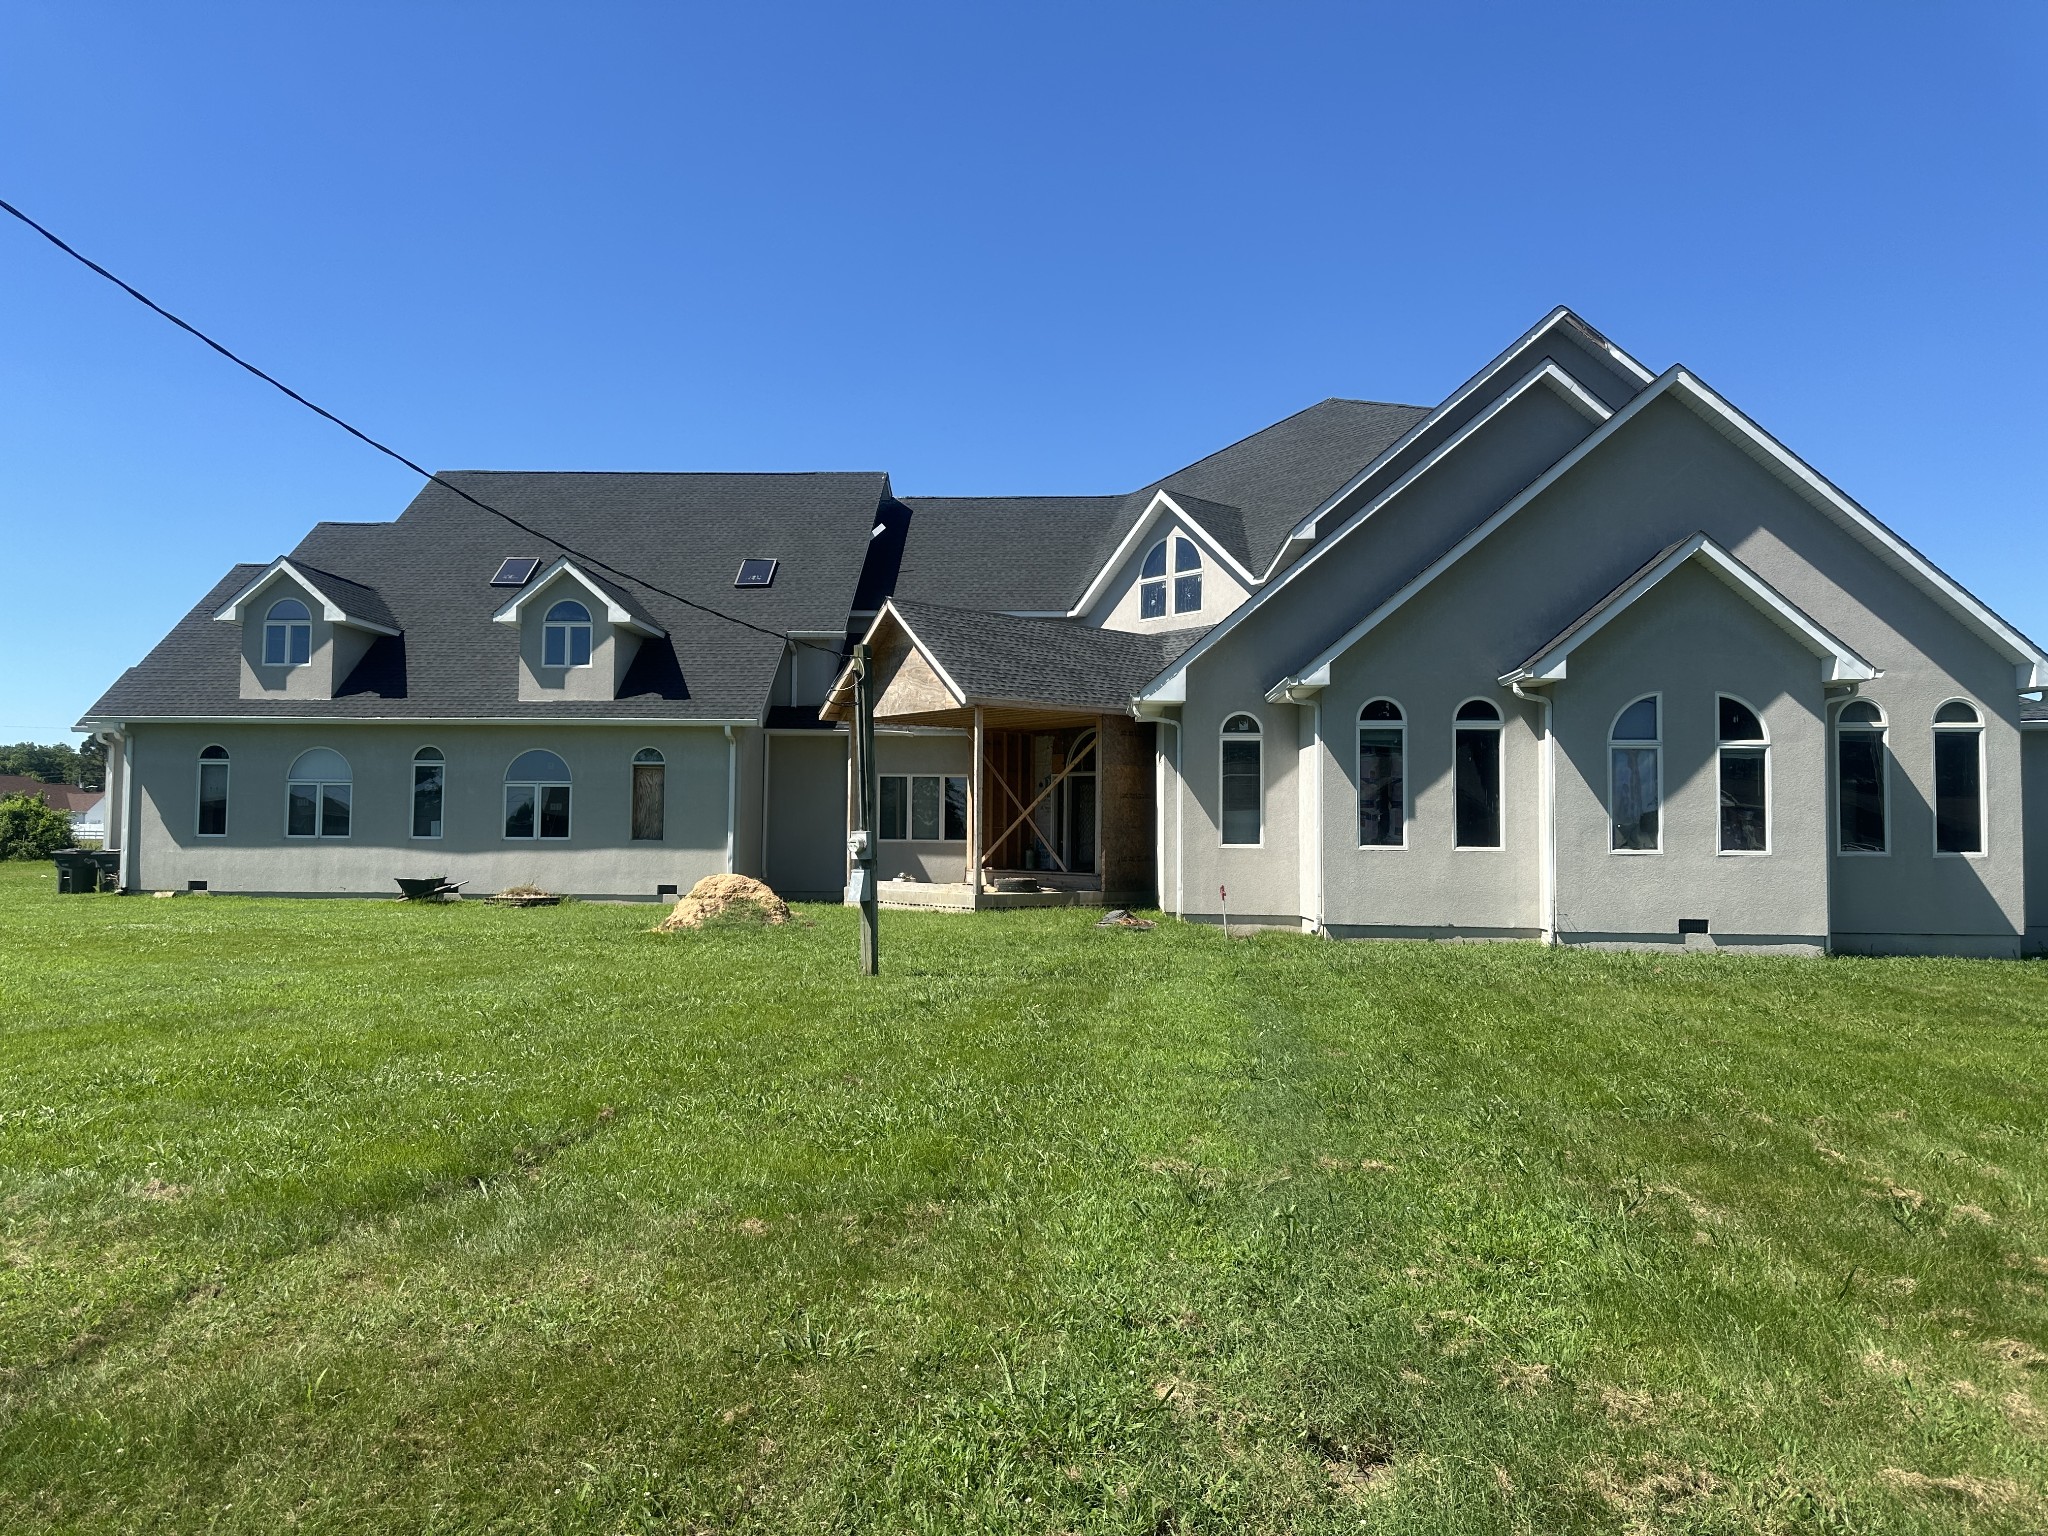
left=1935, top=700, right=1981, bottom=726
left=1222, top=713, right=1260, bottom=735
left=266, top=597, right=310, bottom=622
left=507, top=749, right=571, bottom=782
left=1361, top=699, right=1403, bottom=723
left=1175, top=537, right=1201, bottom=572
left=544, top=599, right=591, bottom=625
left=1718, top=696, right=1766, bottom=743
left=288, top=747, right=350, bottom=782
left=199, top=744, right=229, bottom=761
left=414, top=745, right=444, bottom=762
left=1840, top=699, right=1885, bottom=727
left=1141, top=540, right=1169, bottom=579
left=632, top=747, right=664, bottom=765
left=1454, top=699, right=1500, bottom=723
left=1612, top=696, right=1659, bottom=742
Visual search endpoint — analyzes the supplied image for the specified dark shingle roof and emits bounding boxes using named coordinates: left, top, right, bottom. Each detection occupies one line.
left=889, top=601, right=1206, bottom=714
left=889, top=495, right=1139, bottom=613
left=280, top=562, right=401, bottom=632
left=2024, top=697, right=2048, bottom=723
left=84, top=472, right=888, bottom=723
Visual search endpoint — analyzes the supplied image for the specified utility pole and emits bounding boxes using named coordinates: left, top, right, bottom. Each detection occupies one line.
left=851, top=641, right=880, bottom=974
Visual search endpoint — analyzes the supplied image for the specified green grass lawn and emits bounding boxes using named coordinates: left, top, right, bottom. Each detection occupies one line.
left=3, top=863, right=2048, bottom=1533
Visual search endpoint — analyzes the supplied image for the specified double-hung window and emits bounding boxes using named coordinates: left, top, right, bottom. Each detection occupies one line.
left=878, top=775, right=968, bottom=840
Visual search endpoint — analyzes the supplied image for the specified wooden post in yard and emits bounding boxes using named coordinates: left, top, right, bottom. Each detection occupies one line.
left=853, top=642, right=880, bottom=974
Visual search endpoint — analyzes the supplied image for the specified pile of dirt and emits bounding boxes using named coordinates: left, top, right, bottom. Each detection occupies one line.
left=657, top=874, right=791, bottom=931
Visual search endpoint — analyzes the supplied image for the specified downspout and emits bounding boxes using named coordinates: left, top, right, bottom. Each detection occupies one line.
left=724, top=725, right=737, bottom=874
left=1310, top=698, right=1325, bottom=936
left=118, top=729, right=136, bottom=892
left=1510, top=681, right=1554, bottom=943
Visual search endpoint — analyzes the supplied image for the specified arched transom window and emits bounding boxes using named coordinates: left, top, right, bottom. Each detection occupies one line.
left=505, top=749, right=572, bottom=839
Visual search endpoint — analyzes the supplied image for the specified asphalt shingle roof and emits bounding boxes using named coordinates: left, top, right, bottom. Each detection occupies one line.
left=887, top=495, right=1139, bottom=614
left=281, top=563, right=401, bottom=632
left=85, top=472, right=888, bottom=724
left=888, top=601, right=1207, bottom=714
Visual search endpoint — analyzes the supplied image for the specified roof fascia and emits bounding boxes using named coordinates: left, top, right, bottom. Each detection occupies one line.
left=1137, top=360, right=1612, bottom=703
left=1660, top=370, right=2048, bottom=689
left=489, top=558, right=665, bottom=637
left=1268, top=307, right=1656, bottom=567
left=1066, top=490, right=1260, bottom=619
left=822, top=600, right=969, bottom=716
left=210, top=559, right=401, bottom=636
left=1499, top=534, right=1879, bottom=686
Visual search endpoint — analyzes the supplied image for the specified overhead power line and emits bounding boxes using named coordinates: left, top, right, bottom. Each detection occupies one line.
left=0, top=195, right=842, bottom=658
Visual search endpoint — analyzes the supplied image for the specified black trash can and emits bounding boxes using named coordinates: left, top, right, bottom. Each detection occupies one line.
left=85, top=850, right=120, bottom=892
left=50, top=850, right=91, bottom=894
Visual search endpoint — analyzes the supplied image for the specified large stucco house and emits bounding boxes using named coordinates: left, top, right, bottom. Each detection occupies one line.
left=83, top=309, right=2048, bottom=956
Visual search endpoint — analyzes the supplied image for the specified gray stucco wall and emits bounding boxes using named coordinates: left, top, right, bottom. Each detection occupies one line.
left=763, top=730, right=848, bottom=899
left=871, top=730, right=974, bottom=885
left=124, top=721, right=738, bottom=898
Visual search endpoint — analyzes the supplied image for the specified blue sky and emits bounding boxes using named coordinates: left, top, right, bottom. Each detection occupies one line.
left=3, top=2, right=2043, bottom=742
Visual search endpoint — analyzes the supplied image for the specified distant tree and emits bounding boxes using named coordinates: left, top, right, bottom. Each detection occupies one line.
left=0, top=739, right=104, bottom=789
left=0, top=792, right=74, bottom=859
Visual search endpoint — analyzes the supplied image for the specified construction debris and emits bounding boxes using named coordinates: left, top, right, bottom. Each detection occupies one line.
left=657, top=874, right=791, bottom=931
left=1095, top=908, right=1156, bottom=930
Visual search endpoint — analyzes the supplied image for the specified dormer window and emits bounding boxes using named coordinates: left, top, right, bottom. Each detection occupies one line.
left=1140, top=537, right=1202, bottom=619
left=542, top=600, right=593, bottom=668
left=263, top=599, right=312, bottom=667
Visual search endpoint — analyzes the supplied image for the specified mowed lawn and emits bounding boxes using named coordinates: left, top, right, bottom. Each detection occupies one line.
left=4, top=866, right=2048, bottom=1533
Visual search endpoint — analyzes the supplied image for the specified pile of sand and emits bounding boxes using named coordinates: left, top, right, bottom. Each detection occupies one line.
left=656, top=874, right=791, bottom=931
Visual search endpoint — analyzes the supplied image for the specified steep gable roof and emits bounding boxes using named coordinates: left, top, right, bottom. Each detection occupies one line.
left=886, top=495, right=1137, bottom=614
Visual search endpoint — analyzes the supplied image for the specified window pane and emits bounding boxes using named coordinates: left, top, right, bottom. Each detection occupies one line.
left=878, top=775, right=906, bottom=840
left=289, top=625, right=310, bottom=666
left=1221, top=740, right=1260, bottom=845
left=543, top=627, right=564, bottom=667
left=1453, top=727, right=1499, bottom=848
left=321, top=784, right=351, bottom=838
left=1718, top=697, right=1764, bottom=743
left=1611, top=747, right=1659, bottom=850
left=910, top=776, right=942, bottom=840
left=569, top=626, right=591, bottom=667
left=1935, top=701, right=1980, bottom=725
left=287, top=783, right=318, bottom=838
left=1613, top=697, right=1657, bottom=741
left=631, top=763, right=664, bottom=841
left=1140, top=580, right=1166, bottom=619
left=1837, top=732, right=1886, bottom=852
left=1141, top=541, right=1168, bottom=578
left=539, top=785, right=571, bottom=839
left=504, top=783, right=535, bottom=838
left=1359, top=728, right=1404, bottom=846
left=198, top=762, right=229, bottom=836
left=264, top=626, right=286, bottom=666
left=942, top=776, right=968, bottom=841
left=1173, top=574, right=1201, bottom=613
left=1934, top=730, right=1982, bottom=853
left=412, top=764, right=444, bottom=838
left=1719, top=747, right=1766, bottom=851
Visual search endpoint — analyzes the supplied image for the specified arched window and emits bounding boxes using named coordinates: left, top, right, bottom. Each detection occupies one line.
left=286, top=748, right=351, bottom=839
left=1933, top=700, right=1984, bottom=854
left=542, top=600, right=593, bottom=669
left=1220, top=714, right=1262, bottom=845
left=1358, top=699, right=1406, bottom=847
left=631, top=747, right=665, bottom=842
left=1139, top=541, right=1169, bottom=619
left=1453, top=699, right=1501, bottom=849
left=196, top=745, right=229, bottom=837
left=263, top=598, right=312, bottom=668
left=1609, top=696, right=1659, bottom=852
left=412, top=746, right=445, bottom=839
left=1172, top=538, right=1203, bottom=614
left=505, top=749, right=571, bottom=840
left=1836, top=698, right=1888, bottom=854
left=1717, top=696, right=1768, bottom=853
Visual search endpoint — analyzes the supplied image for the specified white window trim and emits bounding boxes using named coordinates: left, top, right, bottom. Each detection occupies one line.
left=1715, top=693, right=1771, bottom=857
left=1451, top=699, right=1503, bottom=852
left=284, top=772, right=352, bottom=839
left=503, top=753, right=573, bottom=841
left=1220, top=715, right=1264, bottom=849
left=1608, top=693, right=1662, bottom=855
left=263, top=601, right=313, bottom=670
left=195, top=747, right=230, bottom=838
left=542, top=602, right=595, bottom=670
left=411, top=747, right=446, bottom=841
left=1832, top=699, right=1891, bottom=857
left=1356, top=699, right=1408, bottom=851
left=1931, top=698, right=1988, bottom=859
left=877, top=773, right=968, bottom=843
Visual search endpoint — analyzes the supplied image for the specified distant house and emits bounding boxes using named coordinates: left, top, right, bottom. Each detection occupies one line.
left=80, top=309, right=2048, bottom=956
left=0, top=774, right=104, bottom=844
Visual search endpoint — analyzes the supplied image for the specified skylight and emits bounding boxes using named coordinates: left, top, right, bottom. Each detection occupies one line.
left=735, top=559, right=777, bottom=588
left=490, top=557, right=540, bottom=587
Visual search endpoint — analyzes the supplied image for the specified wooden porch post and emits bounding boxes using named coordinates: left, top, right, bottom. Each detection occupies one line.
left=969, top=706, right=984, bottom=908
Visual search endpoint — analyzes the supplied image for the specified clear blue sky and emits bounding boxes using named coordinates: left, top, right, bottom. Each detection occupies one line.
left=3, top=2, right=2043, bottom=742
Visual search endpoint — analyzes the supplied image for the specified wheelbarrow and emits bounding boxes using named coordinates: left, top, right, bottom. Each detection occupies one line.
left=395, top=876, right=466, bottom=901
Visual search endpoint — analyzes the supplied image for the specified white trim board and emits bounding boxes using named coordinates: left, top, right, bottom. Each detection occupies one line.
left=1140, top=359, right=1615, bottom=705
left=1064, top=490, right=1261, bottom=619
left=1498, top=534, right=1879, bottom=687
left=824, top=600, right=971, bottom=714
left=211, top=559, right=401, bottom=636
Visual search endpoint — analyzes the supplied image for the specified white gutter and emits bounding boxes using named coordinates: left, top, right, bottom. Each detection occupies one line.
left=723, top=726, right=737, bottom=873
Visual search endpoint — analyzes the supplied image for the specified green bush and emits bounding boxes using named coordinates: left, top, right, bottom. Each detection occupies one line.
left=0, top=793, right=74, bottom=860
